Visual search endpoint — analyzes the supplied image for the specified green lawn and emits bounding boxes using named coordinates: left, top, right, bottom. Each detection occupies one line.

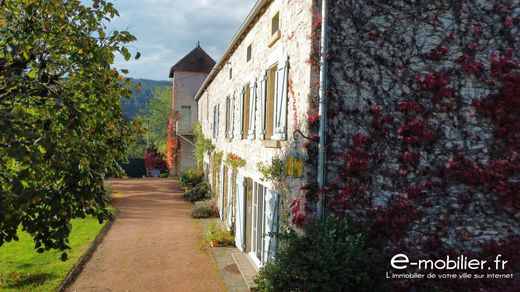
left=0, top=211, right=113, bottom=292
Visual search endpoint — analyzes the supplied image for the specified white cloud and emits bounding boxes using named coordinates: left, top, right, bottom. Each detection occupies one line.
left=106, top=0, right=256, bottom=80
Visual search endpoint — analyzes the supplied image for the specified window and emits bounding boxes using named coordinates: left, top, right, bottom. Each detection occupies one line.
left=212, top=104, right=219, bottom=139
left=229, top=67, right=233, bottom=79
left=271, top=12, right=280, bottom=35
left=225, top=97, right=231, bottom=138
left=260, top=57, right=289, bottom=142
left=264, top=65, right=277, bottom=139
left=268, top=12, right=281, bottom=47
left=252, top=182, right=266, bottom=263
left=181, top=105, right=191, bottom=123
left=246, top=44, right=252, bottom=62
left=248, top=82, right=256, bottom=139
left=241, top=84, right=250, bottom=139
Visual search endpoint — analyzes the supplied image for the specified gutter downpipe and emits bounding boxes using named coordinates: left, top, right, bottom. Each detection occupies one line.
left=317, top=0, right=329, bottom=221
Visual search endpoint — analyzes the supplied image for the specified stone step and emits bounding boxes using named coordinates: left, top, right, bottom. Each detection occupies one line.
left=231, top=252, right=259, bottom=291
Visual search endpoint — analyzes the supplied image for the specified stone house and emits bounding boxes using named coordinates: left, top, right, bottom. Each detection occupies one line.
left=195, top=0, right=320, bottom=268
left=169, top=44, right=215, bottom=175
left=197, top=0, right=520, bottom=280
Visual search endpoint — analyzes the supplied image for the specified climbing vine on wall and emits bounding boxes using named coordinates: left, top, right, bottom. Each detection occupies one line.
left=302, top=1, right=520, bottom=290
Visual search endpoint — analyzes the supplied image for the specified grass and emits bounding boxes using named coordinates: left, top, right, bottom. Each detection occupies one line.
left=0, top=208, right=114, bottom=292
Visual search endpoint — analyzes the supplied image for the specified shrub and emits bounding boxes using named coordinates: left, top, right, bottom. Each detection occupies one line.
left=179, top=169, right=204, bottom=191
left=254, top=216, right=388, bottom=292
left=183, top=182, right=211, bottom=202
left=191, top=200, right=217, bottom=218
left=191, top=206, right=215, bottom=218
left=206, top=222, right=235, bottom=246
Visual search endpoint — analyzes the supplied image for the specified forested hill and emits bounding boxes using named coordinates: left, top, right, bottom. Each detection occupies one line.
left=121, top=78, right=171, bottom=120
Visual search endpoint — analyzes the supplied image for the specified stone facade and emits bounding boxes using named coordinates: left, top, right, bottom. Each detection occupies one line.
left=196, top=0, right=319, bottom=268
left=325, top=0, right=520, bottom=279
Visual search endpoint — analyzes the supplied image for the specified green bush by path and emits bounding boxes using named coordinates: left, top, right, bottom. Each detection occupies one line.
left=183, top=182, right=211, bottom=202
left=191, top=200, right=218, bottom=218
left=179, top=169, right=204, bottom=191
left=0, top=213, right=112, bottom=291
left=254, top=216, right=389, bottom=292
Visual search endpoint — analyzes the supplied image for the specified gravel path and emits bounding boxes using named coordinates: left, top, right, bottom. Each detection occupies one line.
left=67, top=178, right=225, bottom=292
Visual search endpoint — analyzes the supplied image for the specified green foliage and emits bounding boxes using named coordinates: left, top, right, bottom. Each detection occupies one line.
left=224, top=153, right=246, bottom=170
left=257, top=158, right=285, bottom=183
left=121, top=79, right=171, bottom=121
left=255, top=216, right=387, bottom=292
left=206, top=222, right=235, bottom=246
left=191, top=201, right=216, bottom=219
left=179, top=169, right=204, bottom=191
left=183, top=182, right=211, bottom=202
left=194, top=123, right=214, bottom=169
left=213, top=151, right=224, bottom=170
left=0, top=0, right=139, bottom=256
left=141, top=86, right=172, bottom=156
left=191, top=206, right=214, bottom=218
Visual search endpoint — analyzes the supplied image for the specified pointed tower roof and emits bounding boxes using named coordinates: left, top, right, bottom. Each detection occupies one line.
left=168, top=43, right=216, bottom=78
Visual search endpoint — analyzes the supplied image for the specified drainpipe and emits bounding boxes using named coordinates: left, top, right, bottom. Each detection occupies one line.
left=317, top=0, right=329, bottom=221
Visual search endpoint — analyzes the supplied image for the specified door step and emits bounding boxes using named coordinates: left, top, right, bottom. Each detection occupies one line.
left=231, top=253, right=259, bottom=291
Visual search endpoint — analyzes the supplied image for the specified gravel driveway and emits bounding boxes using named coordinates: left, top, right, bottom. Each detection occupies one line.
left=66, top=178, right=225, bottom=292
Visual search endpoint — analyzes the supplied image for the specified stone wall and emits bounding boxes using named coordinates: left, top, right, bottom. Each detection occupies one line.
left=199, top=0, right=319, bottom=192
left=325, top=0, right=519, bottom=288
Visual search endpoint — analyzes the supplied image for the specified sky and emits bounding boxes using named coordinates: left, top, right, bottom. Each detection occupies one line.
left=108, top=0, right=257, bottom=81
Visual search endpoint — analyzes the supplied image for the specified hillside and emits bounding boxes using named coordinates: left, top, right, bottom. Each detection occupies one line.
left=121, top=78, right=171, bottom=120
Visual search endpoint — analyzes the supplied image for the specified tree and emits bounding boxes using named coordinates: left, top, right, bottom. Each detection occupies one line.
left=0, top=0, right=140, bottom=259
left=142, top=86, right=172, bottom=155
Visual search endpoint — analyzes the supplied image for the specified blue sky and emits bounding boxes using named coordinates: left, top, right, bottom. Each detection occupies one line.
left=108, top=0, right=256, bottom=80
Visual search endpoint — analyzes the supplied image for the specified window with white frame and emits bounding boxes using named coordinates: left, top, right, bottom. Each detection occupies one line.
left=225, top=96, right=234, bottom=138
left=259, top=57, right=289, bottom=141
left=212, top=104, right=219, bottom=139
left=240, top=84, right=250, bottom=139
left=248, top=81, right=256, bottom=139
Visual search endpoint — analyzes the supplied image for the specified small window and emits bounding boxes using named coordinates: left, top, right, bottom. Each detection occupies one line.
left=247, top=44, right=252, bottom=62
left=229, top=67, right=233, bottom=79
left=271, top=12, right=279, bottom=35
left=181, top=105, right=191, bottom=123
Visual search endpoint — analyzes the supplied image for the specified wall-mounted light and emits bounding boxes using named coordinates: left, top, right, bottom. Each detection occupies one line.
left=286, top=132, right=308, bottom=178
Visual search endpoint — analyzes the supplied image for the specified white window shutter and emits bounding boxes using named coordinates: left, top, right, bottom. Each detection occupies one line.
left=263, top=189, right=279, bottom=262
left=226, top=168, right=233, bottom=228
left=219, top=164, right=225, bottom=219
left=229, top=95, right=235, bottom=138
left=224, top=99, right=228, bottom=138
left=212, top=105, right=216, bottom=138
left=274, top=57, right=289, bottom=140
left=216, top=103, right=220, bottom=138
left=248, top=80, right=256, bottom=139
left=259, top=73, right=267, bottom=140
left=239, top=89, right=245, bottom=139
left=235, top=175, right=246, bottom=251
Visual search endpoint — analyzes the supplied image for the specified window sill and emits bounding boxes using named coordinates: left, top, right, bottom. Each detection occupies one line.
left=262, top=140, right=280, bottom=148
left=267, top=30, right=281, bottom=48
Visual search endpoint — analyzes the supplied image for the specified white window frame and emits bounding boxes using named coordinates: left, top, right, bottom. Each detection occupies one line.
left=272, top=56, right=289, bottom=141
left=247, top=80, right=256, bottom=140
